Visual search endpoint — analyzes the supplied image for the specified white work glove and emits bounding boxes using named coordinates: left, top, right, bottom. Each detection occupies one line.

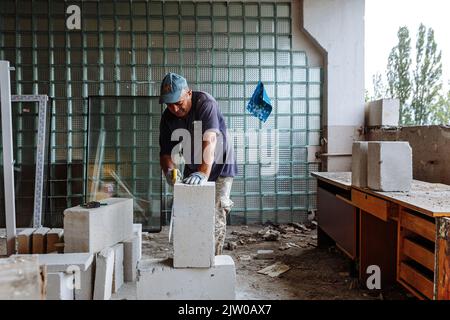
left=165, top=168, right=182, bottom=186
left=182, top=172, right=208, bottom=185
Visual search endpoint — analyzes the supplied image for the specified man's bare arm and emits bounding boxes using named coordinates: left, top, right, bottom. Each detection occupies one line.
left=198, top=131, right=217, bottom=177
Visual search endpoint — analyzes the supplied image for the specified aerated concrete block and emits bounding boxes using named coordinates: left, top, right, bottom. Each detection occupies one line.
left=123, top=235, right=139, bottom=282
left=136, top=255, right=236, bottom=300
left=112, top=243, right=124, bottom=293
left=46, top=272, right=74, bottom=300
left=14, top=252, right=95, bottom=300
left=0, top=255, right=43, bottom=300
left=63, top=197, right=133, bottom=253
left=367, top=99, right=400, bottom=127
left=94, top=248, right=115, bottom=300
left=368, top=141, right=412, bottom=192
left=351, top=141, right=368, bottom=188
left=173, top=182, right=215, bottom=268
left=133, top=224, right=142, bottom=261
left=17, top=228, right=36, bottom=254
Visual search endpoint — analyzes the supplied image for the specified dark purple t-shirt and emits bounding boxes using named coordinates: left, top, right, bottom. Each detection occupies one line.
left=159, top=91, right=237, bottom=181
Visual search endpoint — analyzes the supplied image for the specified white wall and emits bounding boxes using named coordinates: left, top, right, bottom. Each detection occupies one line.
left=302, top=0, right=366, bottom=171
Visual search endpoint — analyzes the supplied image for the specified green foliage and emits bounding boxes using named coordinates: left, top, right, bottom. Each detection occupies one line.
left=386, top=26, right=412, bottom=124
left=430, top=88, right=450, bottom=125
left=410, top=24, right=443, bottom=125
left=370, top=24, right=449, bottom=125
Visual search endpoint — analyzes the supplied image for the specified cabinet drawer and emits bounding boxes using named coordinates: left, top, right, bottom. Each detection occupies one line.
left=402, top=238, right=435, bottom=271
left=352, top=189, right=390, bottom=221
left=400, top=210, right=436, bottom=242
left=399, top=262, right=433, bottom=299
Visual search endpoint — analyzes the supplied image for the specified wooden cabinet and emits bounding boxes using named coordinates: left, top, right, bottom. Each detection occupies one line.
left=397, top=208, right=436, bottom=299
left=317, top=187, right=357, bottom=259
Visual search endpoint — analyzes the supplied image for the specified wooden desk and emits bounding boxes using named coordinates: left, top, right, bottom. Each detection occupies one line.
left=312, top=171, right=450, bottom=300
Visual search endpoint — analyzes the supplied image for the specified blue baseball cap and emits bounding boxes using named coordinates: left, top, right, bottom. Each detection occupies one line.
left=159, top=72, right=189, bottom=104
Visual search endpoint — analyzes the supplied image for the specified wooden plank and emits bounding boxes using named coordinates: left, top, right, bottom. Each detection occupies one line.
left=359, top=211, right=397, bottom=287
left=17, top=228, right=36, bottom=254
left=436, top=217, right=450, bottom=300
left=403, top=238, right=435, bottom=271
left=46, top=228, right=64, bottom=253
left=32, top=227, right=50, bottom=254
left=352, top=189, right=389, bottom=221
left=399, top=262, right=433, bottom=300
left=400, top=210, right=435, bottom=242
left=353, top=180, right=450, bottom=217
left=310, top=172, right=352, bottom=190
left=318, top=187, right=357, bottom=259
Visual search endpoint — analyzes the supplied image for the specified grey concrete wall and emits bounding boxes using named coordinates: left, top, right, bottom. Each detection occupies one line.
left=302, top=0, right=366, bottom=171
left=366, top=126, right=450, bottom=185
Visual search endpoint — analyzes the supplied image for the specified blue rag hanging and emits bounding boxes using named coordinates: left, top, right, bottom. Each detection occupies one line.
left=246, top=81, right=272, bottom=123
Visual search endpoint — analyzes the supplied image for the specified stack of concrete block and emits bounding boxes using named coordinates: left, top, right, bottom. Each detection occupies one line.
left=62, top=197, right=142, bottom=299
left=63, top=197, right=134, bottom=253
left=13, top=253, right=95, bottom=300
left=368, top=141, right=412, bottom=191
left=351, top=141, right=412, bottom=192
left=137, top=182, right=236, bottom=300
left=366, top=99, right=400, bottom=127
left=0, top=255, right=44, bottom=300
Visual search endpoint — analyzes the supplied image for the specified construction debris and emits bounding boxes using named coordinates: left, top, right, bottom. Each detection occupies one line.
left=257, top=262, right=291, bottom=277
left=226, top=241, right=238, bottom=251
left=262, top=229, right=281, bottom=241
left=256, top=249, right=275, bottom=260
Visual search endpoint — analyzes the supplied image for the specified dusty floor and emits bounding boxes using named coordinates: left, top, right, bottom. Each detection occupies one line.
left=137, top=223, right=413, bottom=300
left=1, top=225, right=413, bottom=300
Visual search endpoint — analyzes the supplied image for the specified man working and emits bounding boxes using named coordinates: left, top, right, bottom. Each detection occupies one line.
left=159, top=72, right=237, bottom=255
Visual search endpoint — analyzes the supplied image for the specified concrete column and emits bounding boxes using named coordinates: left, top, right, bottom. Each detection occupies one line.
left=302, top=0, right=366, bottom=171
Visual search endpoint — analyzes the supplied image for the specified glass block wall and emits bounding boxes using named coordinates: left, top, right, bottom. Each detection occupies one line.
left=0, top=0, right=321, bottom=227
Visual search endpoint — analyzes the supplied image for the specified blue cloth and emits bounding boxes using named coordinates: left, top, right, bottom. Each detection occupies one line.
left=159, top=91, right=238, bottom=181
left=246, top=81, right=272, bottom=123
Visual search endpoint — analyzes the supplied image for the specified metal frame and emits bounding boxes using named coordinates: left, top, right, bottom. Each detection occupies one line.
left=0, top=60, right=16, bottom=255
left=86, top=95, right=163, bottom=233
left=11, top=94, right=48, bottom=228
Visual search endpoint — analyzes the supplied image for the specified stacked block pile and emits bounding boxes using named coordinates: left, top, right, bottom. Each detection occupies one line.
left=13, top=197, right=142, bottom=300
left=136, top=182, right=236, bottom=300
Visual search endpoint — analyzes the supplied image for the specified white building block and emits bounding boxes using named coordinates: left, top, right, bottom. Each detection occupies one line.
left=123, top=236, right=139, bottom=282
left=46, top=272, right=74, bottom=300
left=63, top=197, right=133, bottom=253
left=112, top=243, right=124, bottom=293
left=368, top=141, right=412, bottom=192
left=133, top=223, right=142, bottom=261
left=0, top=255, right=43, bottom=300
left=351, top=141, right=368, bottom=188
left=136, top=255, right=236, bottom=300
left=94, top=248, right=115, bottom=300
left=367, top=99, right=400, bottom=127
left=13, top=253, right=95, bottom=300
left=173, top=182, right=215, bottom=268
